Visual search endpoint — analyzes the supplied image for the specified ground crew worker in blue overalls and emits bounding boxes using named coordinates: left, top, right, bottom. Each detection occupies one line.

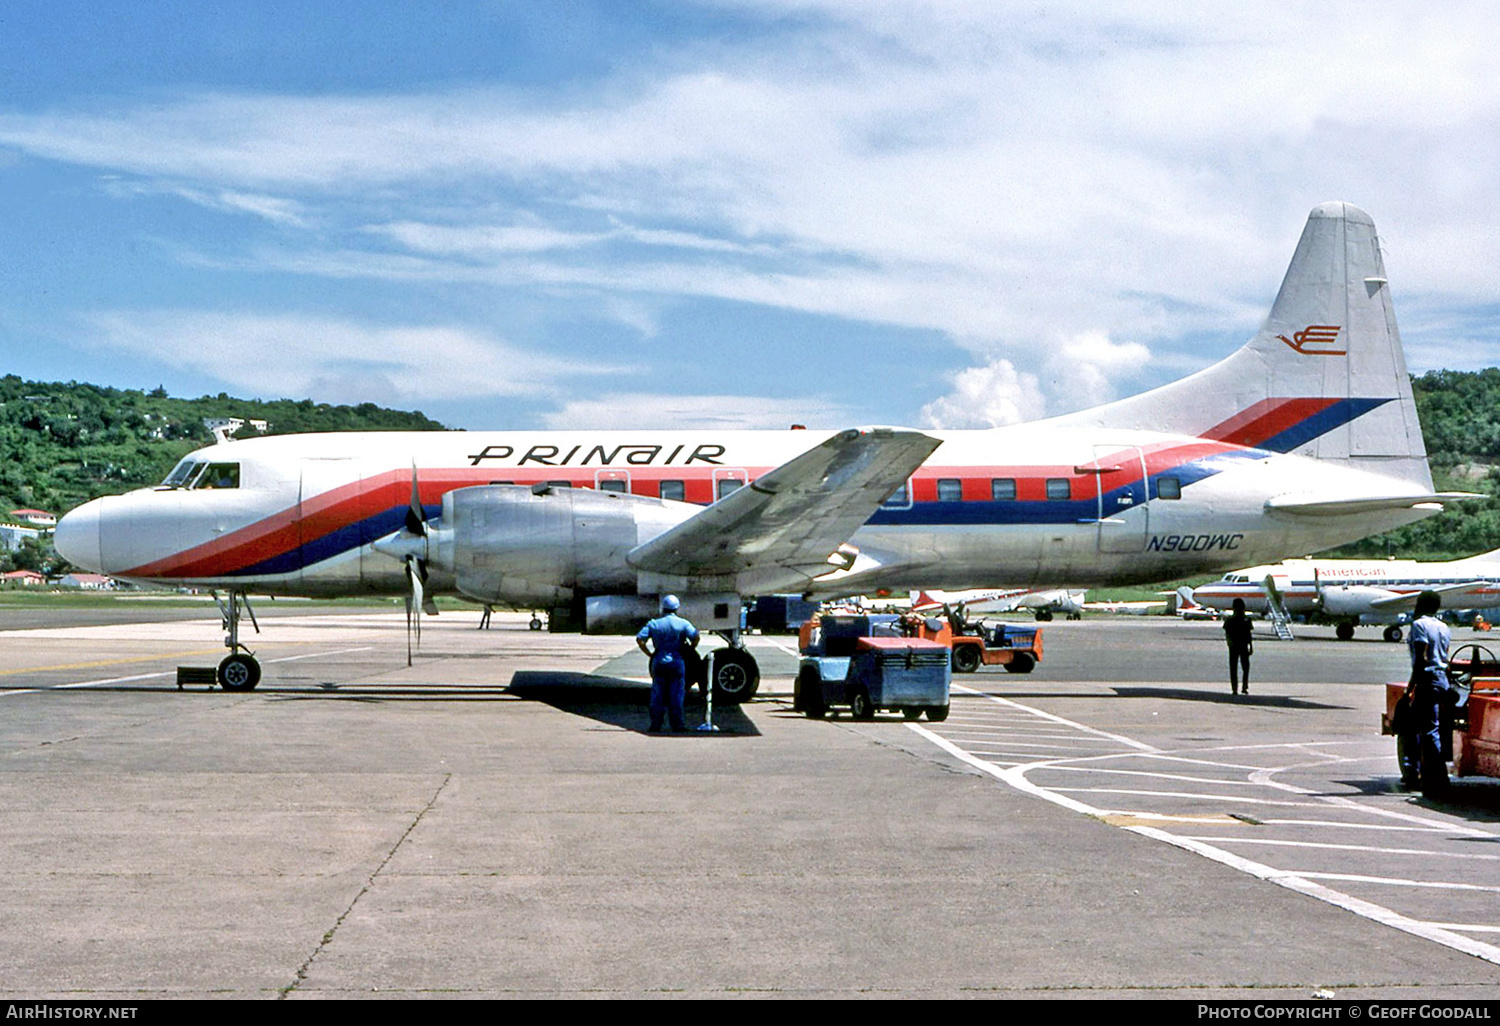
left=636, top=595, right=699, bottom=733
left=1402, top=590, right=1452, bottom=797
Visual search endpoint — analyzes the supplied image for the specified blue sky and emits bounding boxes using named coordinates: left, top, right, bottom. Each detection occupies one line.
left=2, top=2, right=1498, bottom=430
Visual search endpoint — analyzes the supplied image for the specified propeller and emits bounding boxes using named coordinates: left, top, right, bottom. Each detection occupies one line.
left=403, top=463, right=433, bottom=666
left=372, top=463, right=434, bottom=667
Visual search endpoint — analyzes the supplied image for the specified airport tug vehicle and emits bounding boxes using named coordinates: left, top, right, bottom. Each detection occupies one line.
left=793, top=614, right=952, bottom=721
left=923, top=608, right=1043, bottom=675
left=1381, top=645, right=1500, bottom=783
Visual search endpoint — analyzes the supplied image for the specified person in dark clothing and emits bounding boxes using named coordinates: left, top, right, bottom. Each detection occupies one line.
left=1223, top=598, right=1254, bottom=695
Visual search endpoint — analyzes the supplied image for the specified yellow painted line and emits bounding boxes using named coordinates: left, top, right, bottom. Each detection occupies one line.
left=0, top=649, right=224, bottom=677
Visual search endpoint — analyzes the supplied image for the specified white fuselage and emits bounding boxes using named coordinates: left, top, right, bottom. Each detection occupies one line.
left=54, top=423, right=1440, bottom=604
left=1194, top=555, right=1500, bottom=622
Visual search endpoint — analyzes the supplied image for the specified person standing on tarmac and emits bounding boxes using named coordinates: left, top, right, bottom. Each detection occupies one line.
left=1223, top=597, right=1254, bottom=695
left=636, top=595, right=699, bottom=733
left=1403, top=590, right=1452, bottom=797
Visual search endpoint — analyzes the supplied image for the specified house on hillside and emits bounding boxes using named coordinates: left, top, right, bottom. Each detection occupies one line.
left=9, top=509, right=57, bottom=527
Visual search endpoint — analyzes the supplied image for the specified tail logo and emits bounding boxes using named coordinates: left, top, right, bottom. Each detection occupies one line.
left=1277, top=324, right=1345, bottom=356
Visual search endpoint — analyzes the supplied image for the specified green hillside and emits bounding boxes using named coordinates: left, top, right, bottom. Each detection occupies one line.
left=1323, top=369, right=1500, bottom=560
left=0, top=375, right=447, bottom=518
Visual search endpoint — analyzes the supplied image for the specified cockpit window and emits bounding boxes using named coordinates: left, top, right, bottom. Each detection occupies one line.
left=162, top=460, right=203, bottom=488
left=195, top=463, right=240, bottom=489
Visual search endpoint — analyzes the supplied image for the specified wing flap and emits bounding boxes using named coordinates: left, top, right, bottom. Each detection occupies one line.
left=627, top=427, right=940, bottom=584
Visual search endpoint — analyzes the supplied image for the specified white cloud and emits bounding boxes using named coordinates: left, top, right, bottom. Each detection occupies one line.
left=7, top=4, right=1500, bottom=416
left=921, top=332, right=1151, bottom=427
left=81, top=311, right=623, bottom=406
left=920, top=360, right=1044, bottom=429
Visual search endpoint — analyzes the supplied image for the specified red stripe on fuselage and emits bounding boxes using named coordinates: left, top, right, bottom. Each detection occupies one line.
left=124, top=438, right=1261, bottom=579
left=1202, top=398, right=1338, bottom=448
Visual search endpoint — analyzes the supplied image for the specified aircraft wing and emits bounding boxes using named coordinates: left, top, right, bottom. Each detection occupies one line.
left=627, top=427, right=940, bottom=589
left=1367, top=581, right=1492, bottom=610
left=1265, top=491, right=1481, bottom=517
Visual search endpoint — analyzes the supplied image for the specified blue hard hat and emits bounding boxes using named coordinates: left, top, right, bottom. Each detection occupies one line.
left=660, top=594, right=680, bottom=612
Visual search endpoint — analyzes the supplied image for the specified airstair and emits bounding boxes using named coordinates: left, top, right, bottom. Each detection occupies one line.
left=1266, top=596, right=1296, bottom=640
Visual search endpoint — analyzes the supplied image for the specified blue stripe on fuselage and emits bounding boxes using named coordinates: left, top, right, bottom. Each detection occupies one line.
left=1257, top=398, right=1393, bottom=453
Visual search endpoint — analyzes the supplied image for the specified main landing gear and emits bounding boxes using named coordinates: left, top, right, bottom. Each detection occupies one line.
left=213, top=590, right=262, bottom=691
left=688, top=630, right=761, bottom=704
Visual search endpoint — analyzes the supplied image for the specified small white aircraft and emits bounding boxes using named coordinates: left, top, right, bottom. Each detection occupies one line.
left=55, top=202, right=1467, bottom=694
left=912, top=588, right=1086, bottom=621
left=1172, top=586, right=1220, bottom=620
left=1193, top=549, right=1500, bottom=641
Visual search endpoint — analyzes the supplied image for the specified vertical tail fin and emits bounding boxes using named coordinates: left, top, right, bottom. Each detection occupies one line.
left=1052, top=202, right=1431, bottom=489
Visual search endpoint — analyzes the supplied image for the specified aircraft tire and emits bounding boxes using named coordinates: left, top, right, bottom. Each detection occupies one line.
left=951, top=645, right=981, bottom=674
left=218, top=653, right=261, bottom=692
left=850, top=687, right=875, bottom=720
left=1035, top=610, right=1053, bottom=621
left=1383, top=625, right=1404, bottom=643
left=1004, top=653, right=1035, bottom=674
left=1336, top=622, right=1356, bottom=641
left=924, top=704, right=950, bottom=722
left=710, top=647, right=760, bottom=704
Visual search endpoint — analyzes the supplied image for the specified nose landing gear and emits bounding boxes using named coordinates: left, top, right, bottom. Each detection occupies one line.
left=213, top=590, right=262, bottom=691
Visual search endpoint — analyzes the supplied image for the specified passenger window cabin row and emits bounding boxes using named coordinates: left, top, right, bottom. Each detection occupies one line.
left=442, top=474, right=1186, bottom=504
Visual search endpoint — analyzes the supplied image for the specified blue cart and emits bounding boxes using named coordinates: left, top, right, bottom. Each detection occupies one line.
left=793, top=614, right=951, bottom=721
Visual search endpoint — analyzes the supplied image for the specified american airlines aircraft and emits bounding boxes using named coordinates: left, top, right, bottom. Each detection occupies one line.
left=1193, top=550, right=1500, bottom=642
left=53, top=202, right=1466, bottom=697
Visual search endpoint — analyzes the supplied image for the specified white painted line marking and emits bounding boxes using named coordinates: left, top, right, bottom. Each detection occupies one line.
left=1035, top=766, right=1274, bottom=788
left=951, top=684, right=1158, bottom=752
left=7, top=647, right=377, bottom=693
left=1178, top=836, right=1500, bottom=860
left=1050, top=787, right=1322, bottom=807
left=905, top=719, right=1500, bottom=967
left=1424, top=923, right=1500, bottom=934
left=1125, top=825, right=1500, bottom=966
left=1255, top=818, right=1472, bottom=833
left=939, top=739, right=1124, bottom=753
left=1294, top=873, right=1500, bottom=894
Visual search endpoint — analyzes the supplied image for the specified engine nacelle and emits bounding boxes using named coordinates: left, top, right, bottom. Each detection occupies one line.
left=429, top=485, right=693, bottom=608
left=584, top=594, right=743, bottom=635
left=1319, top=585, right=1398, bottom=617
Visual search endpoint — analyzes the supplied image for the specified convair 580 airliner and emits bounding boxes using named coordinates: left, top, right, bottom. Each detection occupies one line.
left=55, top=203, right=1467, bottom=696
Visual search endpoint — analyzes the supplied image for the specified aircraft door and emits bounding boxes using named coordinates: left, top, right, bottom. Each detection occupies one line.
left=713, top=468, right=748, bottom=502
left=595, top=469, right=630, bottom=494
left=297, top=459, right=365, bottom=592
left=1091, top=445, right=1148, bottom=553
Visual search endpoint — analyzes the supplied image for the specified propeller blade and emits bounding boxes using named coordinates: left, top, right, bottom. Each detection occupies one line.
left=405, top=554, right=426, bottom=666
left=405, top=461, right=426, bottom=537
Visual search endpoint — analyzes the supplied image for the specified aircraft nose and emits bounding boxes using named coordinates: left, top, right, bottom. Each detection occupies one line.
left=54, top=498, right=104, bottom=572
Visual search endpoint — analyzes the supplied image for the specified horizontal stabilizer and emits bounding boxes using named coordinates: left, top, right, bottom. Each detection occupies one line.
left=628, top=427, right=941, bottom=588
left=1264, top=491, right=1481, bottom=517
